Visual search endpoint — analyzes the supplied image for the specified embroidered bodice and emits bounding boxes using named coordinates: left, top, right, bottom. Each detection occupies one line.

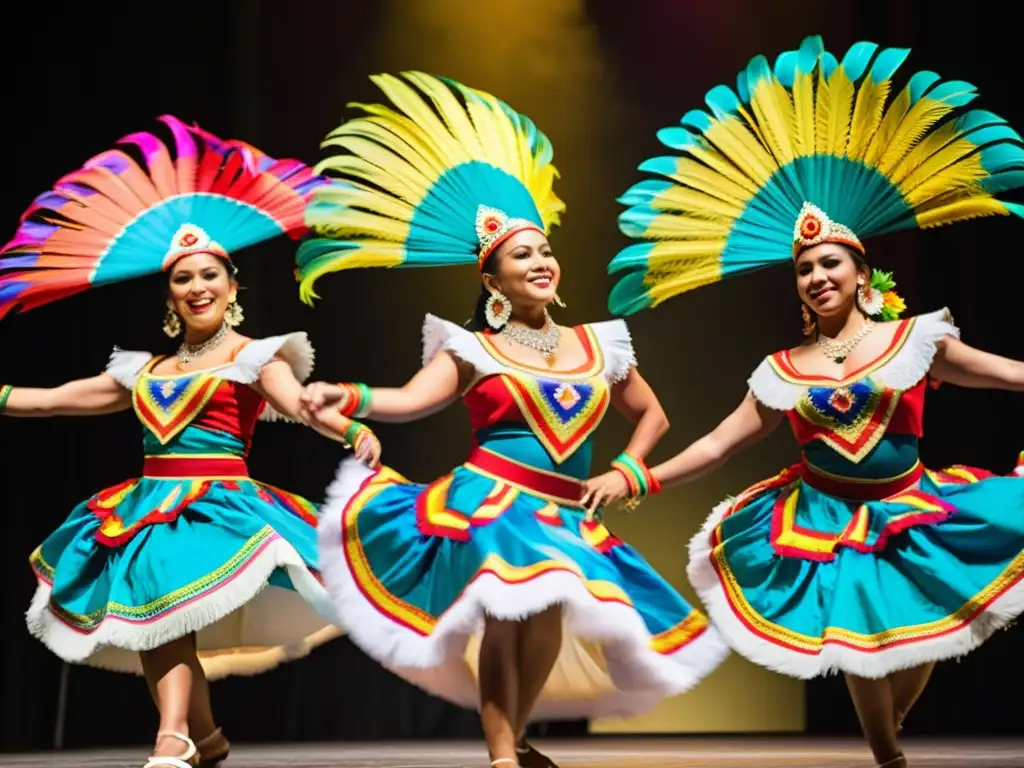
left=748, top=309, right=959, bottom=483
left=105, top=333, right=315, bottom=458
left=422, top=315, right=636, bottom=479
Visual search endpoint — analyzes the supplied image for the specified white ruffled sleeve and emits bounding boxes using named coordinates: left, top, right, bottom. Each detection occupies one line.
left=746, top=356, right=806, bottom=411
left=421, top=313, right=495, bottom=372
left=589, top=320, right=637, bottom=384
left=873, top=308, right=960, bottom=390
left=104, top=348, right=153, bottom=390
left=219, top=333, right=315, bottom=385
left=217, top=333, right=316, bottom=423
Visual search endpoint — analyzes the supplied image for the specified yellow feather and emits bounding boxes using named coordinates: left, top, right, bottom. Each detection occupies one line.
left=914, top=195, right=1009, bottom=228
left=704, top=117, right=777, bottom=186
left=814, top=67, right=831, bottom=154
left=323, top=136, right=433, bottom=195
left=472, top=88, right=525, bottom=172
left=331, top=103, right=452, bottom=169
left=641, top=212, right=732, bottom=239
left=863, top=84, right=911, bottom=166
left=314, top=155, right=427, bottom=207
left=877, top=96, right=957, bottom=175
left=309, top=71, right=564, bottom=270
left=641, top=188, right=741, bottom=229
left=903, top=154, right=987, bottom=207
left=463, top=98, right=513, bottom=171
left=405, top=72, right=485, bottom=160
left=897, top=137, right=983, bottom=196
left=749, top=78, right=796, bottom=165
left=670, top=159, right=755, bottom=206
left=369, top=74, right=466, bottom=166
left=647, top=240, right=726, bottom=262
left=889, top=119, right=961, bottom=186
left=846, top=76, right=891, bottom=159
left=299, top=245, right=405, bottom=304
left=791, top=70, right=816, bottom=156
left=825, top=67, right=855, bottom=156
left=341, top=117, right=448, bottom=178
left=312, top=181, right=416, bottom=221
left=306, top=209, right=411, bottom=242
left=646, top=253, right=726, bottom=305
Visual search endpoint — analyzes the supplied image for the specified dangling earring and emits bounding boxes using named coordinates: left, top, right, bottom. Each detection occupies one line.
left=855, top=278, right=868, bottom=314
left=163, top=307, right=182, bottom=338
left=801, top=304, right=815, bottom=337
left=553, top=293, right=567, bottom=308
left=224, top=300, right=244, bottom=327
left=484, top=290, right=511, bottom=329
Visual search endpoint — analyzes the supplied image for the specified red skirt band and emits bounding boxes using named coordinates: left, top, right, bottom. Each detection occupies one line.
left=800, top=456, right=923, bottom=501
left=143, top=455, right=250, bottom=478
left=464, top=446, right=583, bottom=506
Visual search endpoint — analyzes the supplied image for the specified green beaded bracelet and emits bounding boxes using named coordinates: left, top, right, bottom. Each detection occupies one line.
left=343, top=421, right=368, bottom=448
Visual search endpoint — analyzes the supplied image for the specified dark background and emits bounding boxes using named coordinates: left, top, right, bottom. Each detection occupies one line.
left=1, top=0, right=1021, bottom=753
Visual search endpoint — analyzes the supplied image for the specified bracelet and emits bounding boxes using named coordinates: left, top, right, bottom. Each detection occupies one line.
left=343, top=421, right=371, bottom=450
left=611, top=451, right=661, bottom=510
left=336, top=382, right=373, bottom=418
left=0, top=384, right=12, bottom=414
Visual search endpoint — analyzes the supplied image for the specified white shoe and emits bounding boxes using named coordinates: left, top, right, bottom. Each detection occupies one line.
left=143, top=731, right=198, bottom=768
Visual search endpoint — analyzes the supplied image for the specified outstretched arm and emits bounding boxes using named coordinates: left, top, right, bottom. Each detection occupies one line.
left=650, top=393, right=784, bottom=490
left=1, top=374, right=131, bottom=417
left=300, top=352, right=463, bottom=424
left=580, top=368, right=670, bottom=512
left=254, top=359, right=382, bottom=466
left=929, top=337, right=1024, bottom=392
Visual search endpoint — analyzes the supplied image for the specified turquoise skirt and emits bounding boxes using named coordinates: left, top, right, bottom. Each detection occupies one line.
left=27, top=455, right=340, bottom=679
left=688, top=461, right=1024, bottom=678
left=318, top=448, right=729, bottom=721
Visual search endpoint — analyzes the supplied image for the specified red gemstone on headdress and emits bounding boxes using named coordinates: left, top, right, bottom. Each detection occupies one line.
left=179, top=232, right=199, bottom=247
left=484, top=217, right=500, bottom=233
left=800, top=215, right=821, bottom=239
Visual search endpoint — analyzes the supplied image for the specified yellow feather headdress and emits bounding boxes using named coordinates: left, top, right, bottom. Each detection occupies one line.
left=608, top=35, right=1024, bottom=315
left=295, top=73, right=565, bottom=303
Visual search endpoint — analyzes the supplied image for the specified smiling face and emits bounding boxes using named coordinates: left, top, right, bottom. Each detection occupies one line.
left=166, top=253, right=237, bottom=334
left=795, top=242, right=869, bottom=320
left=481, top=228, right=560, bottom=313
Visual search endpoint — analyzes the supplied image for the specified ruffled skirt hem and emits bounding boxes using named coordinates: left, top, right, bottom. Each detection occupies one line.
left=27, top=535, right=341, bottom=680
left=688, top=496, right=1024, bottom=680
left=319, top=458, right=729, bottom=720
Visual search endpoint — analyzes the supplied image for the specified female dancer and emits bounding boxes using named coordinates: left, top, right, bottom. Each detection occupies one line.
left=604, top=36, right=1024, bottom=767
left=294, top=73, right=729, bottom=768
left=0, top=117, right=380, bottom=768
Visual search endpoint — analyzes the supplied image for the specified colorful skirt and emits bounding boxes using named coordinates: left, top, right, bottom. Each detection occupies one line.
left=318, top=448, right=729, bottom=721
left=688, top=461, right=1024, bottom=679
left=27, top=455, right=340, bottom=679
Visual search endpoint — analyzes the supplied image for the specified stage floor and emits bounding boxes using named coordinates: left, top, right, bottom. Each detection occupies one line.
left=4, top=741, right=1019, bottom=768
left=5, top=737, right=1023, bottom=767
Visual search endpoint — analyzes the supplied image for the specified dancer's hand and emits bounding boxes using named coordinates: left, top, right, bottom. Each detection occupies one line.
left=580, top=470, right=630, bottom=520
left=299, top=381, right=348, bottom=419
left=353, top=425, right=382, bottom=468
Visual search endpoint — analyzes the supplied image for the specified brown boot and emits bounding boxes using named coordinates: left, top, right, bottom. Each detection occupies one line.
left=877, top=756, right=907, bottom=768
left=194, top=727, right=230, bottom=768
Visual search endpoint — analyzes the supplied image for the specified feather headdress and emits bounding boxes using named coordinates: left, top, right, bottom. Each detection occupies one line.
left=295, top=72, right=565, bottom=303
left=608, top=35, right=1024, bottom=315
left=0, top=115, right=329, bottom=318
